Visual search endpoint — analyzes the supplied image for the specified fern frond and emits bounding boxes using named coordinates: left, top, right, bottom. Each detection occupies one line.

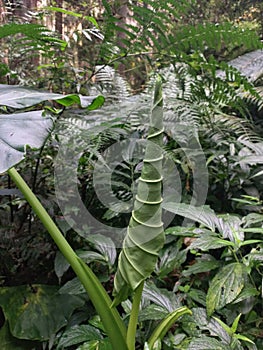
left=0, top=23, right=61, bottom=43
left=169, top=22, right=262, bottom=58
left=230, top=49, right=263, bottom=84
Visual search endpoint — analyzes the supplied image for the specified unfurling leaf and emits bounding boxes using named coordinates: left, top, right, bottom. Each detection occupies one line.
left=113, top=77, right=165, bottom=301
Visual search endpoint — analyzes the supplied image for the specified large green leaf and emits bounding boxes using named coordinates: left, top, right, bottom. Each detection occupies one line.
left=183, top=256, right=220, bottom=277
left=143, top=283, right=181, bottom=312
left=0, top=85, right=104, bottom=173
left=113, top=77, right=165, bottom=300
left=0, top=110, right=52, bottom=174
left=188, top=336, right=232, bottom=350
left=0, top=84, right=97, bottom=108
left=138, top=304, right=168, bottom=322
left=206, top=263, right=246, bottom=316
left=0, top=285, right=85, bottom=341
left=0, top=322, right=34, bottom=350
left=191, top=307, right=231, bottom=344
left=57, top=325, right=102, bottom=349
left=189, top=230, right=235, bottom=251
left=162, top=203, right=218, bottom=231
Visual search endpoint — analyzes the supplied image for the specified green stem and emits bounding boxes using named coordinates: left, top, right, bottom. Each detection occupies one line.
left=8, top=167, right=128, bottom=350
left=127, top=281, right=144, bottom=350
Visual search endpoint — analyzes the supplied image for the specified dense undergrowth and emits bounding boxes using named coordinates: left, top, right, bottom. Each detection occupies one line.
left=1, top=1, right=263, bottom=349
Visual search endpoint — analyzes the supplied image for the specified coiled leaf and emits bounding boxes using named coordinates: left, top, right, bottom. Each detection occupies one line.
left=114, top=77, right=165, bottom=300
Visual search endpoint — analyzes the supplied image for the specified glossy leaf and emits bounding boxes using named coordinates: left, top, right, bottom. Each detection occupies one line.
left=57, top=325, right=102, bottom=349
left=191, top=307, right=231, bottom=344
left=138, top=304, right=168, bottom=322
left=0, top=111, right=52, bottom=174
left=86, top=234, right=116, bottom=265
left=188, top=336, right=232, bottom=350
left=0, top=285, right=85, bottom=341
left=113, top=77, right=165, bottom=299
left=0, top=84, right=74, bottom=108
left=189, top=231, right=234, bottom=251
left=143, top=283, right=181, bottom=313
left=46, top=7, right=98, bottom=27
left=0, top=84, right=104, bottom=109
left=87, top=95, right=105, bottom=110
left=162, top=203, right=217, bottom=231
left=0, top=84, right=104, bottom=173
left=206, top=263, right=246, bottom=316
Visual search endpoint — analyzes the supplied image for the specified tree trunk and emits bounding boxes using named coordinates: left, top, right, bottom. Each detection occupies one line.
left=55, top=0, right=63, bottom=36
left=0, top=0, right=6, bottom=24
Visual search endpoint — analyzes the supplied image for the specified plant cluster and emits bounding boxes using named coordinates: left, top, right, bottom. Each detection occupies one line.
left=0, top=1, right=263, bottom=350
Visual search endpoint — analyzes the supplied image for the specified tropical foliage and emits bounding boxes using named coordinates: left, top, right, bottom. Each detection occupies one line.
left=0, top=1, right=263, bottom=349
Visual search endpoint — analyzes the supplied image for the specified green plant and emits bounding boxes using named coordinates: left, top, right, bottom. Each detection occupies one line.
left=160, top=202, right=263, bottom=348
left=0, top=79, right=191, bottom=349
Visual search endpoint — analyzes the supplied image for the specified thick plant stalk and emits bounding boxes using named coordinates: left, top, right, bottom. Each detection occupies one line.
left=114, top=77, right=165, bottom=300
left=126, top=281, right=144, bottom=350
left=8, top=167, right=128, bottom=350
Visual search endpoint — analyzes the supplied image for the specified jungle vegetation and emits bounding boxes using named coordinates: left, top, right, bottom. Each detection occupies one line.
left=0, top=1, right=263, bottom=349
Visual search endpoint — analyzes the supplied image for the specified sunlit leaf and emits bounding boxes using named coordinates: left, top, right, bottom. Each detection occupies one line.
left=0, top=111, right=52, bottom=174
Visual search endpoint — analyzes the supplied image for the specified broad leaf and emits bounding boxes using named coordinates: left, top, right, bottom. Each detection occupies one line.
left=162, top=203, right=218, bottom=231
left=0, top=84, right=77, bottom=108
left=138, top=304, right=168, bottom=322
left=188, top=336, right=232, bottom=350
left=0, top=285, right=85, bottom=341
left=0, top=84, right=103, bottom=109
left=0, top=322, right=33, bottom=350
left=225, top=49, right=263, bottom=83
left=0, top=84, right=104, bottom=173
left=143, top=283, right=181, bottom=313
left=206, top=263, right=246, bottom=316
left=0, top=111, right=52, bottom=174
left=86, top=234, right=116, bottom=265
left=183, top=256, right=220, bottom=276
left=189, top=230, right=234, bottom=251
left=59, top=277, right=86, bottom=295
left=57, top=325, right=102, bottom=349
left=191, top=307, right=231, bottom=344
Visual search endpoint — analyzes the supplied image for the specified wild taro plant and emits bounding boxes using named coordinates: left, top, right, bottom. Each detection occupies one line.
left=0, top=79, right=190, bottom=349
